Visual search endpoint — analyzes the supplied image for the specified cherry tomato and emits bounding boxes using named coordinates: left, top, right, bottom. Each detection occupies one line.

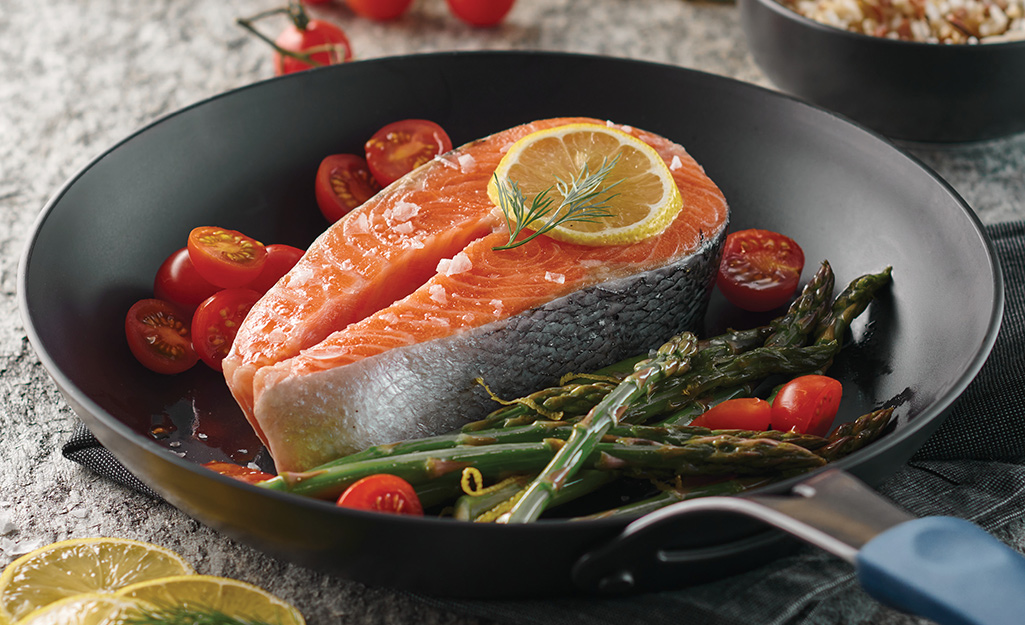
left=771, top=375, right=843, bottom=436
left=364, top=119, right=453, bottom=187
left=153, top=247, right=221, bottom=311
left=689, top=398, right=772, bottom=431
left=247, top=244, right=305, bottom=294
left=336, top=474, right=424, bottom=515
left=203, top=461, right=275, bottom=485
left=446, top=0, right=516, bottom=26
left=717, top=229, right=805, bottom=312
left=346, top=0, right=414, bottom=20
left=314, top=154, right=382, bottom=223
left=125, top=299, right=199, bottom=375
left=191, top=289, right=262, bottom=371
left=187, top=226, right=267, bottom=289
left=274, top=18, right=353, bottom=75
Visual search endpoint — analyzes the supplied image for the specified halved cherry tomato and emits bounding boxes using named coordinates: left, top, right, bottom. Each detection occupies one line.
left=273, top=16, right=352, bottom=75
left=314, top=154, right=382, bottom=223
left=153, top=247, right=221, bottom=311
left=346, top=0, right=414, bottom=20
left=187, top=227, right=267, bottom=289
left=203, top=461, right=275, bottom=485
left=771, top=375, right=843, bottom=436
left=191, top=289, right=262, bottom=371
left=689, top=398, right=772, bottom=431
left=717, top=229, right=805, bottom=312
left=364, top=119, right=453, bottom=187
left=125, top=299, right=199, bottom=375
left=336, top=474, right=424, bottom=515
left=247, top=244, right=305, bottom=294
left=446, top=0, right=516, bottom=26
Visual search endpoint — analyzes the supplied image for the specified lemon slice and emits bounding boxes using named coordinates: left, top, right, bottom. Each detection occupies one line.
left=115, top=575, right=305, bottom=625
left=0, top=538, right=195, bottom=625
left=487, top=122, right=683, bottom=246
left=13, top=593, right=146, bottom=625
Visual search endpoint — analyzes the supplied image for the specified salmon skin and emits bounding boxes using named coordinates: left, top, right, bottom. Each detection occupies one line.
left=223, top=117, right=730, bottom=473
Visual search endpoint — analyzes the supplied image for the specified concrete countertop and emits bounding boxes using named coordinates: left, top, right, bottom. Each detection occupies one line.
left=1, top=0, right=1023, bottom=624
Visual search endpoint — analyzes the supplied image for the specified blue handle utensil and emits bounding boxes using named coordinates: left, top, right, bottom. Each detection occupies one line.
left=857, top=515, right=1025, bottom=625
left=575, top=469, right=1025, bottom=624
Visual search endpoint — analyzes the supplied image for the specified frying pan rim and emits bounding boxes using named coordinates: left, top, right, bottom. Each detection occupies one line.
left=16, top=49, right=1005, bottom=532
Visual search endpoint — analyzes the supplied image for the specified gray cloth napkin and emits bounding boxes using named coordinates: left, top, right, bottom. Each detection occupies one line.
left=64, top=221, right=1025, bottom=624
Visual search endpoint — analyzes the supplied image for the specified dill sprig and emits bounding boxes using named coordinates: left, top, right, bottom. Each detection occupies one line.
left=125, top=604, right=290, bottom=625
left=492, top=156, right=622, bottom=250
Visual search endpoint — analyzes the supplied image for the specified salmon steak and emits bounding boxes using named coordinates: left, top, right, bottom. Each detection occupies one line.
left=223, top=117, right=730, bottom=473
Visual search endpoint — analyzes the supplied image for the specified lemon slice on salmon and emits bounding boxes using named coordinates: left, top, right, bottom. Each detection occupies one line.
left=487, top=122, right=683, bottom=246
left=115, top=575, right=305, bottom=625
left=0, top=538, right=195, bottom=625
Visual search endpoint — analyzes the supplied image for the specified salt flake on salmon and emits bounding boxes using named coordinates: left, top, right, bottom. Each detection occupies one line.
left=223, top=117, right=729, bottom=472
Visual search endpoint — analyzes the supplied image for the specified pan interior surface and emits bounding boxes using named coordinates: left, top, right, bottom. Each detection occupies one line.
left=18, top=51, right=1001, bottom=597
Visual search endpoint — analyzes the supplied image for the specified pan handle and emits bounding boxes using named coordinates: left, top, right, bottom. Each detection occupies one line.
left=856, top=515, right=1025, bottom=625
left=573, top=469, right=1025, bottom=625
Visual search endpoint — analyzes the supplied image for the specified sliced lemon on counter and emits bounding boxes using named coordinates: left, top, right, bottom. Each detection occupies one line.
left=487, top=122, right=683, bottom=246
left=13, top=593, right=145, bottom=625
left=0, top=538, right=195, bottom=625
left=115, top=575, right=305, bottom=625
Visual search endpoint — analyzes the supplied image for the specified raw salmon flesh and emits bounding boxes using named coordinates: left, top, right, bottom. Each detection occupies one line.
left=223, top=117, right=730, bottom=473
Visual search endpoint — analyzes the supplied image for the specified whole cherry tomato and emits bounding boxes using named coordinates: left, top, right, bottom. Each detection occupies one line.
left=771, top=375, right=843, bottom=436
left=689, top=397, right=772, bottom=431
left=346, top=0, right=414, bottom=20
left=336, top=474, right=424, bottom=515
left=273, top=12, right=352, bottom=75
left=247, top=244, right=305, bottom=293
left=315, top=154, right=382, bottom=223
left=446, top=0, right=516, bottom=26
left=187, top=226, right=267, bottom=289
left=153, top=247, right=221, bottom=311
left=364, top=119, right=453, bottom=187
left=717, top=228, right=805, bottom=312
left=191, top=289, right=262, bottom=371
left=125, top=299, right=198, bottom=375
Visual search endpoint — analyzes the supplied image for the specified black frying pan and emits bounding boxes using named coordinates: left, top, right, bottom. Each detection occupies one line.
left=18, top=51, right=1002, bottom=598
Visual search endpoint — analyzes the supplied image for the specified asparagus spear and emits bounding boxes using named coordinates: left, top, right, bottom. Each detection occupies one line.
left=816, top=407, right=895, bottom=461
left=812, top=266, right=894, bottom=374
left=500, top=332, right=701, bottom=523
left=594, top=435, right=826, bottom=475
left=264, top=440, right=565, bottom=499
left=815, top=267, right=893, bottom=346
left=764, top=260, right=836, bottom=348
left=608, top=422, right=831, bottom=451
